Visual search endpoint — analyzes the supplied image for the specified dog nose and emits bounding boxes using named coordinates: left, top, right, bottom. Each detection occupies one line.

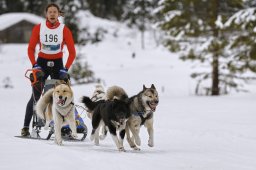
left=155, top=100, right=159, bottom=104
left=59, top=96, right=63, bottom=99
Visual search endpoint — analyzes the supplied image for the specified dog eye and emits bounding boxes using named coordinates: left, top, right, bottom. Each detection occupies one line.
left=63, top=90, right=66, bottom=93
left=148, top=95, right=153, bottom=98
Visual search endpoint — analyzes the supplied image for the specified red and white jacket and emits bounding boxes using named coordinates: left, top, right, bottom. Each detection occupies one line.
left=27, top=20, right=76, bottom=69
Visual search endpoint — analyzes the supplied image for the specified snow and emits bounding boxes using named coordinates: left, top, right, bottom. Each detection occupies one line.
left=224, top=8, right=256, bottom=28
left=0, top=14, right=256, bottom=170
left=0, top=13, right=44, bottom=31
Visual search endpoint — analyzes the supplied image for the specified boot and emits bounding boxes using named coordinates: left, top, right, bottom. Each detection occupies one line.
left=21, top=127, right=30, bottom=137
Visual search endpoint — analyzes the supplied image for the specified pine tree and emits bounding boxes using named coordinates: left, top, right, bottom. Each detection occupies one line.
left=86, top=0, right=127, bottom=20
left=25, top=0, right=49, bottom=16
left=222, top=4, right=256, bottom=91
left=158, top=0, right=250, bottom=95
left=69, top=46, right=95, bottom=85
left=59, top=0, right=81, bottom=43
left=124, top=0, right=157, bottom=49
left=0, top=0, right=25, bottom=14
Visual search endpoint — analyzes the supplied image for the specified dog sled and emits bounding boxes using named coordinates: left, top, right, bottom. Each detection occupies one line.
left=16, top=69, right=88, bottom=141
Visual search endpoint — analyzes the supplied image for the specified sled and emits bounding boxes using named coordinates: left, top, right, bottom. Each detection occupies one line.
left=24, top=69, right=88, bottom=141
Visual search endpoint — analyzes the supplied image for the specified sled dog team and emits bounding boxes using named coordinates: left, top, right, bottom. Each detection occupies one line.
left=36, top=81, right=159, bottom=151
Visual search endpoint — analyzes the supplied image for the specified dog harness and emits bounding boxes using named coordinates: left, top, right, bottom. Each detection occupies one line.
left=132, top=111, right=153, bottom=125
left=58, top=102, right=74, bottom=122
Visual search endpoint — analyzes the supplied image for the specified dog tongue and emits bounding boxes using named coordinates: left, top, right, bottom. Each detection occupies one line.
left=57, top=99, right=65, bottom=105
left=150, top=102, right=157, bottom=111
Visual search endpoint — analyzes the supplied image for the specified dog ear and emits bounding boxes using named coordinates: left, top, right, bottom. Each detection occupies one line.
left=151, top=84, right=156, bottom=89
left=143, top=84, right=147, bottom=90
left=54, top=82, right=59, bottom=88
left=65, top=79, right=71, bottom=86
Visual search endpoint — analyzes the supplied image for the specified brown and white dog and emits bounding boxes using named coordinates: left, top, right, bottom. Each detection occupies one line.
left=36, top=81, right=77, bottom=145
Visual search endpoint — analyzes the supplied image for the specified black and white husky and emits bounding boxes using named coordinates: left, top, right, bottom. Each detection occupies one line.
left=81, top=97, right=130, bottom=151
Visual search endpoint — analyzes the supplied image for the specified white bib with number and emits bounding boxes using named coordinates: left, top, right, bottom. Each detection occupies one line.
left=39, top=22, right=64, bottom=54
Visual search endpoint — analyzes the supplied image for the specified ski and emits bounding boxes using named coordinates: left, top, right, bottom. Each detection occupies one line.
left=14, top=135, right=49, bottom=141
left=14, top=135, right=86, bottom=142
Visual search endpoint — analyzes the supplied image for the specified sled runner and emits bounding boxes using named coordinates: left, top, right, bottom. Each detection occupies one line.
left=21, top=69, right=88, bottom=141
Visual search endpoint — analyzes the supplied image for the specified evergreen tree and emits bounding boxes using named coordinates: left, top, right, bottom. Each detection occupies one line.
left=69, top=46, right=95, bottom=85
left=59, top=0, right=81, bottom=43
left=25, top=0, right=49, bottom=16
left=158, top=0, right=250, bottom=95
left=124, top=0, right=157, bottom=49
left=86, top=0, right=127, bottom=20
left=222, top=4, right=256, bottom=92
left=0, top=0, right=25, bottom=14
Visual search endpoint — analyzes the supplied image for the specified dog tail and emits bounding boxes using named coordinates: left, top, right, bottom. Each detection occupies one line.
left=81, top=96, right=102, bottom=111
left=35, top=88, right=54, bottom=120
left=106, top=86, right=128, bottom=101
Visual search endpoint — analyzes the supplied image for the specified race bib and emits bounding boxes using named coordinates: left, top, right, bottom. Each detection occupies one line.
left=39, top=22, right=64, bottom=54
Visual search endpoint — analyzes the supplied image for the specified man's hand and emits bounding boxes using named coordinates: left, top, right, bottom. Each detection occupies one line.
left=59, top=68, right=70, bottom=82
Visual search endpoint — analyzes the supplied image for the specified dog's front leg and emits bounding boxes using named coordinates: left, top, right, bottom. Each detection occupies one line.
left=126, top=124, right=140, bottom=150
left=109, top=126, right=124, bottom=151
left=145, top=118, right=154, bottom=147
left=99, top=122, right=107, bottom=140
left=130, top=124, right=141, bottom=146
left=118, top=129, right=126, bottom=152
left=90, top=127, right=100, bottom=145
left=54, top=112, right=63, bottom=145
left=67, top=112, right=78, bottom=139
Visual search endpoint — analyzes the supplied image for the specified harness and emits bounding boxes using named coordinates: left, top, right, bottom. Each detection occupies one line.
left=132, top=111, right=153, bottom=125
left=58, top=102, right=75, bottom=122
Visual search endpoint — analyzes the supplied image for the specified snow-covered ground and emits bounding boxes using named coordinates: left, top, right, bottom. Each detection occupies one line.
left=0, top=16, right=256, bottom=170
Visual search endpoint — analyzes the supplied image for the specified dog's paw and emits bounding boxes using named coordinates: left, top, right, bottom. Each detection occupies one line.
left=131, top=146, right=141, bottom=151
left=148, top=139, right=154, bottom=147
left=118, top=147, right=126, bottom=152
left=148, top=143, right=154, bottom=147
left=94, top=140, right=99, bottom=146
left=54, top=139, right=63, bottom=146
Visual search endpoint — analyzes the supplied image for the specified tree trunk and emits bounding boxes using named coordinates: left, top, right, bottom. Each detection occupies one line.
left=211, top=0, right=219, bottom=95
left=141, top=30, right=145, bottom=49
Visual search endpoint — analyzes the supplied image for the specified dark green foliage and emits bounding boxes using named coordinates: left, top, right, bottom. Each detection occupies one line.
left=159, top=0, right=256, bottom=95
left=123, top=0, right=158, bottom=49
left=86, top=0, right=127, bottom=20
left=69, top=51, right=95, bottom=85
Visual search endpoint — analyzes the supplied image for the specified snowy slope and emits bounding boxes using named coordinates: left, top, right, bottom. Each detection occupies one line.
left=0, top=15, right=256, bottom=170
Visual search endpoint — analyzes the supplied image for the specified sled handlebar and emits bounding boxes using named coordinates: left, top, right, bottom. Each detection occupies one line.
left=24, top=69, right=43, bottom=85
left=24, top=69, right=33, bottom=80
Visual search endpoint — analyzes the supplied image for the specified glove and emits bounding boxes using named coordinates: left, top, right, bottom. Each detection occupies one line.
left=30, top=64, right=44, bottom=83
left=32, top=64, right=42, bottom=70
left=59, top=68, right=70, bottom=82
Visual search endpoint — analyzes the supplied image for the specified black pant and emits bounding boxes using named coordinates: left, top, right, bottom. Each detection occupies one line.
left=23, top=57, right=64, bottom=128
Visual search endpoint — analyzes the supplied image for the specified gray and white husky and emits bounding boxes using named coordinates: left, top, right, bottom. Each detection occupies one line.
left=106, top=84, right=159, bottom=150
